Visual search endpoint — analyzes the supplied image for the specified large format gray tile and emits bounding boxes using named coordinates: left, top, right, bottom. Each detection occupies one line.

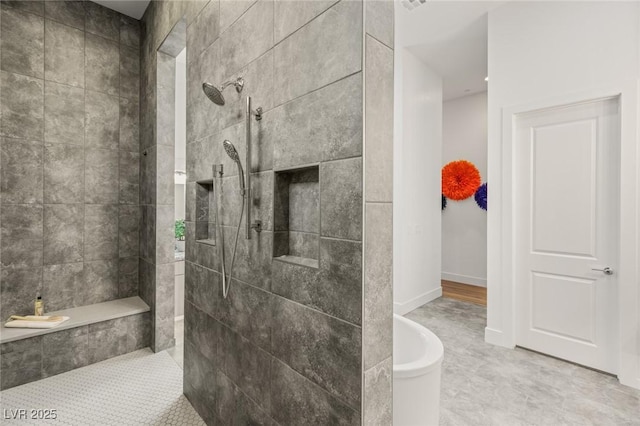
left=138, top=258, right=155, bottom=309
left=217, top=50, right=275, bottom=132
left=87, top=317, right=127, bottom=363
left=273, top=0, right=361, bottom=106
left=156, top=144, right=174, bottom=205
left=85, top=90, right=119, bottom=149
left=84, top=204, right=118, bottom=261
left=85, top=33, right=119, bottom=96
left=139, top=205, right=156, bottom=263
left=187, top=0, right=219, bottom=61
left=273, top=0, right=336, bottom=43
left=216, top=225, right=272, bottom=292
left=43, top=203, right=83, bottom=265
left=218, top=279, right=273, bottom=351
left=219, top=0, right=256, bottom=34
left=184, top=0, right=209, bottom=27
left=119, top=205, right=140, bottom=258
left=1, top=139, right=43, bottom=204
left=184, top=301, right=220, bottom=364
left=365, top=0, right=394, bottom=49
left=364, top=203, right=393, bottom=369
left=44, top=143, right=84, bottom=203
left=120, top=15, right=140, bottom=48
left=363, top=357, right=392, bottom=425
left=221, top=325, right=272, bottom=413
left=186, top=41, right=221, bottom=143
left=139, top=145, right=156, bottom=206
left=85, top=148, right=118, bottom=204
left=365, top=36, right=393, bottom=202
left=0, top=268, right=43, bottom=321
left=1, top=4, right=44, bottom=78
left=45, top=1, right=85, bottom=30
left=268, top=72, right=362, bottom=170
left=42, top=262, right=84, bottom=310
left=270, top=359, right=359, bottom=425
left=0, top=71, right=44, bottom=141
left=218, top=0, right=273, bottom=80
left=0, top=336, right=43, bottom=390
left=119, top=97, right=140, bottom=152
left=42, top=326, right=89, bottom=377
left=271, top=296, right=361, bottom=409
left=320, top=158, right=362, bottom=241
left=85, top=0, right=119, bottom=42
left=155, top=204, right=176, bottom=265
left=120, top=45, right=140, bottom=99
left=155, top=263, right=175, bottom=324
left=183, top=340, right=217, bottom=425
left=82, top=259, right=119, bottom=305
left=1, top=204, right=43, bottom=240
left=44, top=19, right=84, bottom=87
left=0, top=203, right=43, bottom=271
left=119, top=150, right=140, bottom=204
left=272, top=238, right=362, bottom=325
left=0, top=1, right=44, bottom=17
left=44, top=81, right=85, bottom=145
left=1, top=232, right=42, bottom=271
left=118, top=257, right=139, bottom=298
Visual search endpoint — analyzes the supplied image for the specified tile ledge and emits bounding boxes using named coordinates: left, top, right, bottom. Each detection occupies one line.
left=0, top=297, right=150, bottom=344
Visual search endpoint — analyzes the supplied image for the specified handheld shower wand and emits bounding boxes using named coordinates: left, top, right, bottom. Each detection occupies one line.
left=222, top=140, right=245, bottom=196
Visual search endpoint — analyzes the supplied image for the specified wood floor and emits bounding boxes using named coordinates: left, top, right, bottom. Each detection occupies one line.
left=441, top=280, right=487, bottom=306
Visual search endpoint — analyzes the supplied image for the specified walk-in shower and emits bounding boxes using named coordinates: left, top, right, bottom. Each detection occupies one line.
left=202, top=77, right=263, bottom=298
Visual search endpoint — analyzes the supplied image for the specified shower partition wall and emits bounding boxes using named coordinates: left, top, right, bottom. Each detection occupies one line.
left=141, top=0, right=394, bottom=423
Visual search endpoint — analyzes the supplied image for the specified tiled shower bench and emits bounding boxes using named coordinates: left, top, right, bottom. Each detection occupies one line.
left=0, top=297, right=151, bottom=390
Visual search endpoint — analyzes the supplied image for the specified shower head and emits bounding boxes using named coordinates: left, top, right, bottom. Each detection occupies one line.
left=222, top=140, right=245, bottom=195
left=202, top=82, right=225, bottom=106
left=202, top=77, right=245, bottom=106
left=223, top=140, right=241, bottom=162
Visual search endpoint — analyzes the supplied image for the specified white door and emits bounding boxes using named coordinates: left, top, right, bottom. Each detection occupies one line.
left=514, top=96, right=620, bottom=374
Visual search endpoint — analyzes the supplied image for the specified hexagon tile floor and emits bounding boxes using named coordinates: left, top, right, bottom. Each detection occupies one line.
left=0, top=349, right=205, bottom=425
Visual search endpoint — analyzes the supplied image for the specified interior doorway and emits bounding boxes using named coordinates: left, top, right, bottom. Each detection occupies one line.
left=171, top=47, right=187, bottom=367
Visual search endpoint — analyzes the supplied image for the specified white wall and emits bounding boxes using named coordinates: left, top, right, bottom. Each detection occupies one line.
left=442, top=91, right=487, bottom=287
left=393, top=48, right=443, bottom=314
left=487, top=1, right=640, bottom=388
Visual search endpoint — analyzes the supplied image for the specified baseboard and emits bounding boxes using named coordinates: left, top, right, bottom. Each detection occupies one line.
left=484, top=326, right=514, bottom=348
left=394, top=287, right=442, bottom=315
left=441, top=272, right=487, bottom=287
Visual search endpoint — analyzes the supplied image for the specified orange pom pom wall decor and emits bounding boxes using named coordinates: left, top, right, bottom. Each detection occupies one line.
left=442, top=160, right=481, bottom=201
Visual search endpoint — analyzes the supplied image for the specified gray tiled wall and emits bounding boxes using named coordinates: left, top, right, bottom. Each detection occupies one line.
left=0, top=312, right=150, bottom=390
left=140, top=0, right=394, bottom=424
left=363, top=1, right=394, bottom=423
left=0, top=1, right=141, bottom=320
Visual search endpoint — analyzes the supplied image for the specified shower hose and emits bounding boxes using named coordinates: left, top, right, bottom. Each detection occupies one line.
left=214, top=167, right=244, bottom=299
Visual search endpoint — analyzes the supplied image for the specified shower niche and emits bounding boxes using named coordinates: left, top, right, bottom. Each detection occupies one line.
left=195, top=179, right=216, bottom=246
left=274, top=166, right=320, bottom=268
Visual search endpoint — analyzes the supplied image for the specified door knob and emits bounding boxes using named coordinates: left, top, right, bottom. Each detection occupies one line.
left=591, top=266, right=614, bottom=275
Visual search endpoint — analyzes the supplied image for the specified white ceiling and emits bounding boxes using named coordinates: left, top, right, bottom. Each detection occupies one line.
left=398, top=1, right=504, bottom=101
left=91, top=0, right=150, bottom=20
left=408, top=15, right=487, bottom=101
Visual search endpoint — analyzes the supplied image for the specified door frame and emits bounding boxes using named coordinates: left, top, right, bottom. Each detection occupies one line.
left=485, top=82, right=640, bottom=389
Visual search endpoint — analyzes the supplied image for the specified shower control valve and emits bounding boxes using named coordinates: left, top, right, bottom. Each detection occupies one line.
left=251, top=220, right=262, bottom=233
